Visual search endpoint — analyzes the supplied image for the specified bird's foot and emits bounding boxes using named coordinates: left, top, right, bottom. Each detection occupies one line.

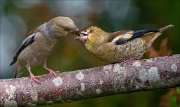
left=45, top=68, right=58, bottom=76
left=48, top=69, right=57, bottom=76
left=29, top=74, right=40, bottom=84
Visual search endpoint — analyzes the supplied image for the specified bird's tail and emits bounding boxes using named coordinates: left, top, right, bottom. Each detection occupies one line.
left=159, top=24, right=175, bottom=32
left=141, top=24, right=174, bottom=46
left=10, top=61, right=15, bottom=66
left=13, top=68, right=17, bottom=78
left=10, top=56, right=17, bottom=66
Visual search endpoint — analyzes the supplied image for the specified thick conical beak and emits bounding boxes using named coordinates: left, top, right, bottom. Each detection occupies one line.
left=75, top=32, right=88, bottom=43
left=69, top=27, right=80, bottom=35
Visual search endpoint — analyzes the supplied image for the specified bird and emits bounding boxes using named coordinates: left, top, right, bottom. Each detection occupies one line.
left=76, top=25, right=174, bottom=63
left=10, top=16, right=79, bottom=83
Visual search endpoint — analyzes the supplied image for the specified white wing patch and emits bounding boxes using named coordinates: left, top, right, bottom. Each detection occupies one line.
left=112, top=31, right=133, bottom=43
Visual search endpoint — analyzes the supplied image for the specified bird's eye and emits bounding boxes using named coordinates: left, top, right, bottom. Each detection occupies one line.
left=89, top=30, right=94, bottom=33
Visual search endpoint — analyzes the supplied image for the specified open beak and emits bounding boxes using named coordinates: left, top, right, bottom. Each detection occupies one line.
left=75, top=31, right=88, bottom=43
left=75, top=35, right=88, bottom=43
left=70, top=30, right=80, bottom=35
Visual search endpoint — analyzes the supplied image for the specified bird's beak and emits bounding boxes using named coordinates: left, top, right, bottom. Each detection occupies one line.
left=75, top=31, right=88, bottom=43
left=69, top=27, right=80, bottom=35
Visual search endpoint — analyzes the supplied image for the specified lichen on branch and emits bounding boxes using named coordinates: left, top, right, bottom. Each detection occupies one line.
left=0, top=54, right=180, bottom=107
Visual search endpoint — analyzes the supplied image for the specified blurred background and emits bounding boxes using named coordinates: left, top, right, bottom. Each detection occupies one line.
left=0, top=0, right=180, bottom=107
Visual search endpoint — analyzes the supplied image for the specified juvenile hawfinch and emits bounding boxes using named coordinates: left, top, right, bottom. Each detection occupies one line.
left=76, top=25, right=174, bottom=63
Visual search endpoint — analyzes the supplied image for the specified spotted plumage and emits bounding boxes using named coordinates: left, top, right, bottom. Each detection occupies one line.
left=76, top=25, right=174, bottom=63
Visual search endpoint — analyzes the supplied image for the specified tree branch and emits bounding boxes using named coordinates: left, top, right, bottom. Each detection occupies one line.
left=0, top=54, right=180, bottom=107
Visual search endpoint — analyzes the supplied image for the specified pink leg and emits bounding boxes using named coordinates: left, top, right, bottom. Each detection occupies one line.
left=44, top=67, right=57, bottom=76
left=43, top=61, right=57, bottom=76
left=26, top=64, right=40, bottom=83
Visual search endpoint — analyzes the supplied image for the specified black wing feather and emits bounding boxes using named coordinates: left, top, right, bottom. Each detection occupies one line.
left=115, top=38, right=128, bottom=45
left=115, top=29, right=159, bottom=45
left=10, top=33, right=36, bottom=65
left=133, top=29, right=159, bottom=38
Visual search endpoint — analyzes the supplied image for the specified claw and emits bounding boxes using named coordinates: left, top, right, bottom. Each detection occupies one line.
left=26, top=64, right=40, bottom=84
left=44, top=67, right=58, bottom=76
left=43, top=61, right=58, bottom=76
left=29, top=74, right=41, bottom=84
left=48, top=69, right=57, bottom=76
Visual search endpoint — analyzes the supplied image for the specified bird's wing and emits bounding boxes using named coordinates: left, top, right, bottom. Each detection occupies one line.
left=10, top=33, right=36, bottom=65
left=109, top=29, right=159, bottom=45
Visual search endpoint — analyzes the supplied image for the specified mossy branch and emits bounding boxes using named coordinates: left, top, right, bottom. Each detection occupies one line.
left=0, top=54, right=180, bottom=106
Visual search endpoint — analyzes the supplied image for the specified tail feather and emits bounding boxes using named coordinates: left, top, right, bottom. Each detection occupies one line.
left=10, top=57, right=17, bottom=66
left=159, top=24, right=175, bottom=32
left=10, top=61, right=15, bottom=66
left=13, top=68, right=17, bottom=78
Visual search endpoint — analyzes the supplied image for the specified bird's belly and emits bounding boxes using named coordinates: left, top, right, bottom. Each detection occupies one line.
left=94, top=39, right=146, bottom=63
left=17, top=39, right=55, bottom=66
left=18, top=48, right=50, bottom=66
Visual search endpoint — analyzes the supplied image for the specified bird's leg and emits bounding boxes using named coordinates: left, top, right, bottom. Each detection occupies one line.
left=43, top=61, right=57, bottom=76
left=26, top=64, right=39, bottom=83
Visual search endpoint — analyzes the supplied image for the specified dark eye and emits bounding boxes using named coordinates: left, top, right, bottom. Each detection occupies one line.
left=89, top=30, right=94, bottom=33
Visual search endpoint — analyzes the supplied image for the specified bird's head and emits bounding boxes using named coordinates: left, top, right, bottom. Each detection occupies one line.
left=76, top=26, right=108, bottom=45
left=51, top=16, right=79, bottom=37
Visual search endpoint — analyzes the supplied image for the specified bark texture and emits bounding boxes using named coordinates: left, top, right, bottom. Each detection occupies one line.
left=0, top=54, right=180, bottom=107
